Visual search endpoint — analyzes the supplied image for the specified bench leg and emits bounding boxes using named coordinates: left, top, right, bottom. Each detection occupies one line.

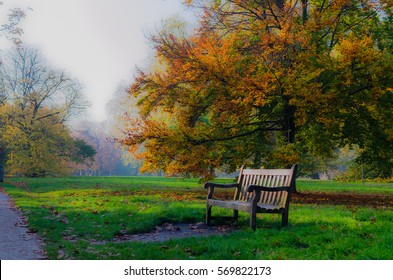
left=281, top=211, right=288, bottom=226
left=206, top=205, right=212, bottom=226
left=250, top=211, right=257, bottom=230
left=233, top=210, right=238, bottom=222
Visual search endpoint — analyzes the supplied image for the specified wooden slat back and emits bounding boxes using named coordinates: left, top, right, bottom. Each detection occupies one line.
left=236, top=166, right=295, bottom=208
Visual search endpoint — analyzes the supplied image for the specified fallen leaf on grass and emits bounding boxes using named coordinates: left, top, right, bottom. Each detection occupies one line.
left=57, top=250, right=66, bottom=259
left=107, top=252, right=121, bottom=257
left=59, top=217, right=69, bottom=224
left=17, top=217, right=28, bottom=227
left=63, top=235, right=78, bottom=243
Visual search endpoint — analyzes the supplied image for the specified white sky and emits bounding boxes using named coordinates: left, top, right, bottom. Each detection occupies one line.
left=1, top=0, right=194, bottom=121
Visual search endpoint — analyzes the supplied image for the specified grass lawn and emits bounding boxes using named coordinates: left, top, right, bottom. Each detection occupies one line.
left=1, top=176, right=393, bottom=260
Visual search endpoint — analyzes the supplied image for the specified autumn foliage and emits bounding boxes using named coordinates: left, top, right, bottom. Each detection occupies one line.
left=120, top=0, right=393, bottom=179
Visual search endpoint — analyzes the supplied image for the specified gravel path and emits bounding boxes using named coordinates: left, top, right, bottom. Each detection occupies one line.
left=0, top=190, right=46, bottom=260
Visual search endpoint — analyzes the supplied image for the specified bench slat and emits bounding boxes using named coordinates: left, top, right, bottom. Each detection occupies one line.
left=242, top=169, right=294, bottom=176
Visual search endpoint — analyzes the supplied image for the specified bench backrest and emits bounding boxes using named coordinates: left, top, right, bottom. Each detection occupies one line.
left=235, top=165, right=296, bottom=208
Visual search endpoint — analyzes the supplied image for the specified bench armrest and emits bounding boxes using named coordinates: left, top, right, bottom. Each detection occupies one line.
left=204, top=182, right=240, bottom=200
left=247, top=185, right=291, bottom=193
left=203, top=182, right=240, bottom=189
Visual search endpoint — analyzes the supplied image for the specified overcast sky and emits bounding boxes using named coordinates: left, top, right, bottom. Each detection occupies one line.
left=1, top=0, right=194, bottom=121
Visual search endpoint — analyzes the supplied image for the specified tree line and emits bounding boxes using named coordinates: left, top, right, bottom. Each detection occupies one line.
left=0, top=48, right=139, bottom=179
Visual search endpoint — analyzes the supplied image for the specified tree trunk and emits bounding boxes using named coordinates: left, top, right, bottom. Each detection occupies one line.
left=0, top=149, right=5, bottom=182
left=301, top=0, right=308, bottom=25
left=284, top=104, right=298, bottom=193
left=0, top=164, right=3, bottom=182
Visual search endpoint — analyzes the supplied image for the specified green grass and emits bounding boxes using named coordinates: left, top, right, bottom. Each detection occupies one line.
left=297, top=179, right=393, bottom=194
left=1, top=177, right=393, bottom=259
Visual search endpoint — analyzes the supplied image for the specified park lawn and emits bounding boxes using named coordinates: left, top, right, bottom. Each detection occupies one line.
left=1, top=176, right=393, bottom=260
left=297, top=179, right=393, bottom=194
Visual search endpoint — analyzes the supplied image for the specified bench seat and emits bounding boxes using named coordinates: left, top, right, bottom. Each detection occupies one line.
left=207, top=199, right=285, bottom=211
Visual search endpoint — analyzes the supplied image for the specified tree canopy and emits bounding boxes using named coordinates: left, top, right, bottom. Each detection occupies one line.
left=0, top=47, right=93, bottom=177
left=120, top=0, right=393, bottom=179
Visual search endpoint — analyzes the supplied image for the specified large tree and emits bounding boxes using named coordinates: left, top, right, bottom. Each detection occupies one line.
left=0, top=47, right=89, bottom=177
left=120, top=0, right=393, bottom=179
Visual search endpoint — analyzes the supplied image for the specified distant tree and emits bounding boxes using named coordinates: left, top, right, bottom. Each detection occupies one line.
left=107, top=82, right=142, bottom=174
left=120, top=0, right=393, bottom=181
left=0, top=2, right=26, bottom=181
left=73, top=120, right=125, bottom=176
left=0, top=47, right=87, bottom=177
left=67, top=138, right=96, bottom=176
left=70, top=139, right=96, bottom=166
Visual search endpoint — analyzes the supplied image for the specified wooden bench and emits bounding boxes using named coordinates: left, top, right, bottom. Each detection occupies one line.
left=204, top=165, right=297, bottom=230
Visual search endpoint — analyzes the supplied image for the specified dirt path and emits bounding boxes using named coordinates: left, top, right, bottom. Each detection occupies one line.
left=0, top=189, right=46, bottom=260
